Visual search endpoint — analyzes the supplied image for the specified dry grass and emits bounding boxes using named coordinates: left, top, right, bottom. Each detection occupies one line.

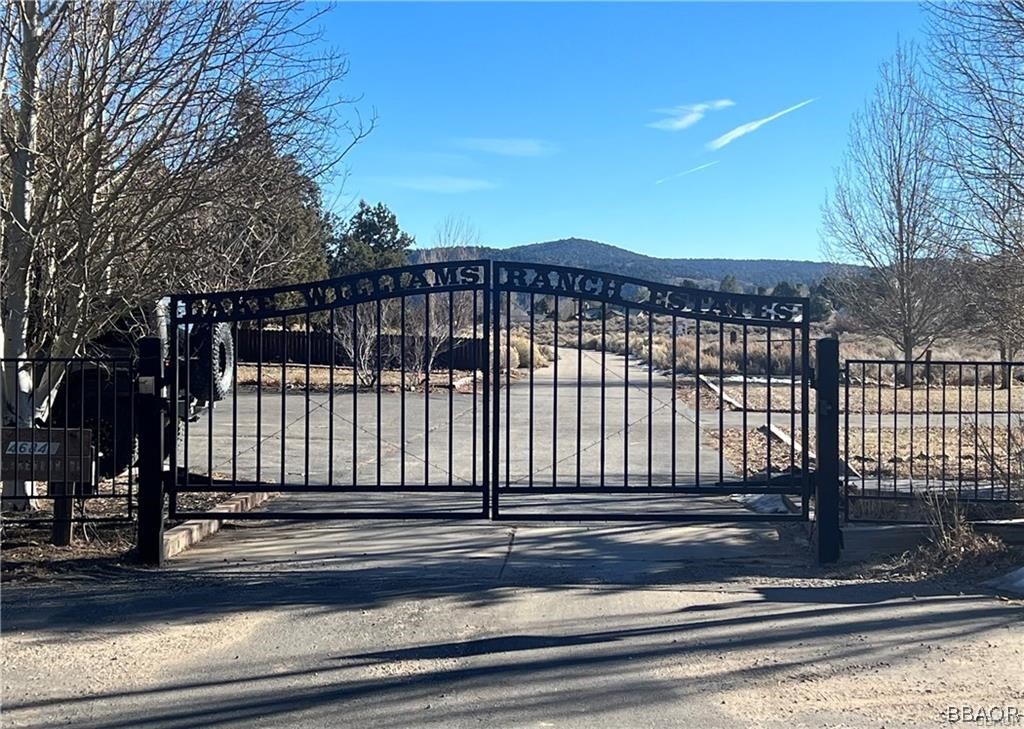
left=675, top=379, right=1022, bottom=416
left=236, top=364, right=476, bottom=392
left=843, top=383, right=1021, bottom=414
left=709, top=427, right=808, bottom=479
left=845, top=424, right=1024, bottom=488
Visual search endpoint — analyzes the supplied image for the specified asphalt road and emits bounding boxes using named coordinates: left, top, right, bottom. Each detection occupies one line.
left=3, top=518, right=1021, bottom=729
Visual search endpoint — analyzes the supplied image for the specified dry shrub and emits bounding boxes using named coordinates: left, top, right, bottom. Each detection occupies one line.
left=913, top=490, right=1005, bottom=572
left=509, top=334, right=548, bottom=369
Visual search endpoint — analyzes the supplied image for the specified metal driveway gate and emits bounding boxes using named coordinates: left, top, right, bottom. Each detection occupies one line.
left=163, top=260, right=813, bottom=523
left=490, top=262, right=812, bottom=521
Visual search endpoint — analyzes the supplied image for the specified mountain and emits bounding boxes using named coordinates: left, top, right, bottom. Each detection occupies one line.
left=409, top=237, right=838, bottom=290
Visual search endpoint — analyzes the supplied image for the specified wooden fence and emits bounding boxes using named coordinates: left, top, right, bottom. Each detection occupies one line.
left=235, top=329, right=486, bottom=371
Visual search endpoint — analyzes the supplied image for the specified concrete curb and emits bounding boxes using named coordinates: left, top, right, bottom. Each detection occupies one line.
left=163, top=492, right=275, bottom=560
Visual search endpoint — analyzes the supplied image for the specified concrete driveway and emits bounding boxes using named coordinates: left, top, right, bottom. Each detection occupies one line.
left=179, top=348, right=756, bottom=518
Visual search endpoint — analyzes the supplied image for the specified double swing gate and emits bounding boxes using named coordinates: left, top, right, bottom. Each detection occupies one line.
left=163, top=260, right=815, bottom=523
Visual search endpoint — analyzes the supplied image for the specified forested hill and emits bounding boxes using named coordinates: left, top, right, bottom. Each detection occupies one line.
left=408, top=237, right=837, bottom=289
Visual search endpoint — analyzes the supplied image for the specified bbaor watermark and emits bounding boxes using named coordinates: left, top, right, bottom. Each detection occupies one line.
left=942, top=706, right=1022, bottom=725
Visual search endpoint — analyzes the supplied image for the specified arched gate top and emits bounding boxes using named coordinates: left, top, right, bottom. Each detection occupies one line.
left=171, top=259, right=806, bottom=326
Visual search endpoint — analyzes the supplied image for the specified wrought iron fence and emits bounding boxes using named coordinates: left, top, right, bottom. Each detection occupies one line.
left=843, top=359, right=1024, bottom=522
left=1, top=356, right=136, bottom=525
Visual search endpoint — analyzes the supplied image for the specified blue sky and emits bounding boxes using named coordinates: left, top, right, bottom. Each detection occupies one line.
left=321, top=2, right=926, bottom=261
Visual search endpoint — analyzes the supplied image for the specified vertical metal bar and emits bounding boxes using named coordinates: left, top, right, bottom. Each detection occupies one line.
left=281, top=316, right=287, bottom=486
left=425, top=294, right=431, bottom=487
left=742, top=324, right=748, bottom=482
left=843, top=360, right=850, bottom=518
left=80, top=363, right=86, bottom=496
left=893, top=363, right=898, bottom=495
left=601, top=301, right=606, bottom=487
left=206, top=331, right=213, bottom=488
left=482, top=267, right=493, bottom=516
left=376, top=299, right=382, bottom=488
left=766, top=327, right=772, bottom=478
left=553, top=294, right=559, bottom=487
left=974, top=363, right=980, bottom=497
left=942, top=363, right=948, bottom=488
left=95, top=360, right=101, bottom=494
left=528, top=293, right=535, bottom=487
left=128, top=358, right=135, bottom=517
left=352, top=309, right=357, bottom=487
left=228, top=324, right=237, bottom=488
left=695, top=322, right=701, bottom=486
left=1007, top=363, right=1012, bottom=501
left=305, top=314, right=311, bottom=488
left=182, top=319, right=190, bottom=508
left=488, top=265, right=499, bottom=516
left=505, top=292, right=511, bottom=488
left=925, top=355, right=930, bottom=489
left=472, top=291, right=479, bottom=488
left=909, top=360, right=914, bottom=486
left=624, top=306, right=630, bottom=487
left=958, top=363, right=964, bottom=496
left=789, top=328, right=796, bottom=477
left=167, top=311, right=179, bottom=515
left=861, top=362, right=866, bottom=497
left=671, top=316, right=678, bottom=486
left=877, top=363, right=882, bottom=494
left=718, top=324, right=724, bottom=483
left=647, top=310, right=653, bottom=487
left=43, top=361, right=53, bottom=497
left=448, top=290, right=454, bottom=487
left=31, top=362, right=38, bottom=494
left=257, top=323, right=263, bottom=484
left=328, top=309, right=335, bottom=485
left=576, top=298, right=583, bottom=488
left=800, top=322, right=811, bottom=514
left=400, top=297, right=406, bottom=488
left=991, top=363, right=996, bottom=494
left=64, top=361, right=71, bottom=489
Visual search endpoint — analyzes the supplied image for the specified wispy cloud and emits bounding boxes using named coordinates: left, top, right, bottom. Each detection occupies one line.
left=648, top=99, right=735, bottom=131
left=655, top=161, right=720, bottom=185
left=454, top=137, right=557, bottom=157
left=388, top=176, right=497, bottom=194
left=706, top=98, right=817, bottom=150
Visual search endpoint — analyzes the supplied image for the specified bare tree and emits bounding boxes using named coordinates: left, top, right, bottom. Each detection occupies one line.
left=961, top=253, right=1024, bottom=387
left=925, top=1, right=1024, bottom=387
left=0, top=1, right=369, bottom=508
left=406, top=216, right=483, bottom=381
left=822, top=45, right=962, bottom=378
left=926, top=1, right=1024, bottom=258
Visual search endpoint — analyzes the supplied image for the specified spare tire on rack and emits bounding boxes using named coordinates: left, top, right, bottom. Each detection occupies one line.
left=189, top=322, right=234, bottom=402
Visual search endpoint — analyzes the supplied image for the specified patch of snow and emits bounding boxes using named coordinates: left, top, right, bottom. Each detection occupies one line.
left=730, top=493, right=792, bottom=514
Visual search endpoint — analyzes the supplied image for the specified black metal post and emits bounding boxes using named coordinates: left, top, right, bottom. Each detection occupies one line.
left=815, top=337, right=842, bottom=564
left=136, top=336, right=165, bottom=566
left=50, top=481, right=73, bottom=546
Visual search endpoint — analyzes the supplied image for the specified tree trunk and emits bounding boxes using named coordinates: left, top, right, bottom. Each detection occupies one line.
left=1, top=1, right=41, bottom=511
left=999, top=342, right=1013, bottom=391
left=901, top=336, right=915, bottom=387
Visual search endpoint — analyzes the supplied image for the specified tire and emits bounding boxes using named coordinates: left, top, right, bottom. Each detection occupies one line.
left=49, top=371, right=136, bottom=485
left=190, top=322, right=234, bottom=402
left=164, top=413, right=184, bottom=460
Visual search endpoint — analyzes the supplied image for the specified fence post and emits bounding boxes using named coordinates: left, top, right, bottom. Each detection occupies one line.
left=136, top=336, right=165, bottom=566
left=815, top=337, right=842, bottom=564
